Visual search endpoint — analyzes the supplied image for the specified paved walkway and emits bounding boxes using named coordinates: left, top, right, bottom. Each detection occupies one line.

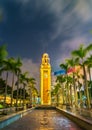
left=1, top=109, right=84, bottom=130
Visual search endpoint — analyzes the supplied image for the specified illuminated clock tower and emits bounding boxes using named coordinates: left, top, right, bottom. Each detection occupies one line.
left=40, top=53, right=51, bottom=105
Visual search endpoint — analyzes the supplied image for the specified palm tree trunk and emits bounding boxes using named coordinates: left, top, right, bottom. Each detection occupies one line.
left=78, top=82, right=82, bottom=108
left=19, top=87, right=22, bottom=106
left=23, top=84, right=25, bottom=109
left=88, top=67, right=92, bottom=105
left=30, top=87, right=32, bottom=105
left=16, top=73, right=20, bottom=111
left=66, top=76, right=70, bottom=104
left=69, top=85, right=71, bottom=105
left=4, top=71, right=8, bottom=107
left=62, top=85, right=65, bottom=104
left=11, top=73, right=15, bottom=107
left=73, top=73, right=78, bottom=107
left=83, top=65, right=90, bottom=109
left=70, top=85, right=73, bottom=106
left=56, top=93, right=59, bottom=106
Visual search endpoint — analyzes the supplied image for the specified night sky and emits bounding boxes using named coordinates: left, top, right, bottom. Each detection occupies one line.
left=0, top=0, right=92, bottom=89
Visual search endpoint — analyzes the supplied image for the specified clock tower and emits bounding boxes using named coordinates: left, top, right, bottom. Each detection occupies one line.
left=40, top=53, right=51, bottom=105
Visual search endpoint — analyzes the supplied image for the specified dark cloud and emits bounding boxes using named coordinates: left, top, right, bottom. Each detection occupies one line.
left=0, top=0, right=92, bottom=70
left=1, top=0, right=92, bottom=89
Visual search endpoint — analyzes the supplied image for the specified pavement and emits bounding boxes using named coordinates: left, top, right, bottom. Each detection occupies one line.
left=0, top=106, right=92, bottom=130
left=1, top=109, right=84, bottom=130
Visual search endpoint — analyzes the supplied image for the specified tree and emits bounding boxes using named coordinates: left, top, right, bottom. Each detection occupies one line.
left=28, top=77, right=36, bottom=105
left=72, top=44, right=92, bottom=108
left=56, top=75, right=66, bottom=104
left=19, top=72, right=29, bottom=109
left=51, top=83, right=61, bottom=106
left=60, top=62, right=70, bottom=104
left=7, top=57, right=22, bottom=107
left=15, top=58, right=22, bottom=109
left=84, top=55, right=92, bottom=105
left=31, top=86, right=38, bottom=106
left=66, top=57, right=79, bottom=107
left=2, top=59, right=11, bottom=107
left=0, top=45, right=8, bottom=76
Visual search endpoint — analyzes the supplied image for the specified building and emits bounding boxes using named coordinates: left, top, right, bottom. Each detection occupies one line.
left=40, top=53, right=51, bottom=105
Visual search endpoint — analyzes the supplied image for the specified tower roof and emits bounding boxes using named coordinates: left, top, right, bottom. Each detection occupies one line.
left=43, top=53, right=49, bottom=57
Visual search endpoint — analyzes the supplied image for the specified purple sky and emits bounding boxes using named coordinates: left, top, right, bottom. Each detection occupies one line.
left=0, top=0, right=92, bottom=89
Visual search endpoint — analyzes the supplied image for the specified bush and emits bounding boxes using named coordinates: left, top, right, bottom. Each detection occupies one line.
left=0, top=104, right=4, bottom=109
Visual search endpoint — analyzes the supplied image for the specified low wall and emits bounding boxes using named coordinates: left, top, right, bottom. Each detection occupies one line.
left=76, top=108, right=92, bottom=117
left=0, top=108, right=34, bottom=129
left=56, top=107, right=92, bottom=130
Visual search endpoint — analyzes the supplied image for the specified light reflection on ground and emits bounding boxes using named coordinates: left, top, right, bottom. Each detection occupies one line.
left=2, top=109, right=83, bottom=130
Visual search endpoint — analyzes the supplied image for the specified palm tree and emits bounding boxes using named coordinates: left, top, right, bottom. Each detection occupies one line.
left=84, top=55, right=92, bottom=106
left=15, top=58, right=22, bottom=110
left=60, top=63, right=70, bottom=104
left=31, top=86, right=38, bottom=106
left=7, top=57, right=22, bottom=107
left=74, top=71, right=83, bottom=108
left=72, top=44, right=92, bottom=108
left=0, top=58, right=15, bottom=108
left=56, top=75, right=66, bottom=105
left=66, top=57, right=79, bottom=107
left=19, top=72, right=29, bottom=109
left=51, top=83, right=61, bottom=106
left=28, top=77, right=36, bottom=106
left=0, top=45, right=8, bottom=77
left=0, top=79, right=11, bottom=95
left=2, top=59, right=11, bottom=107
